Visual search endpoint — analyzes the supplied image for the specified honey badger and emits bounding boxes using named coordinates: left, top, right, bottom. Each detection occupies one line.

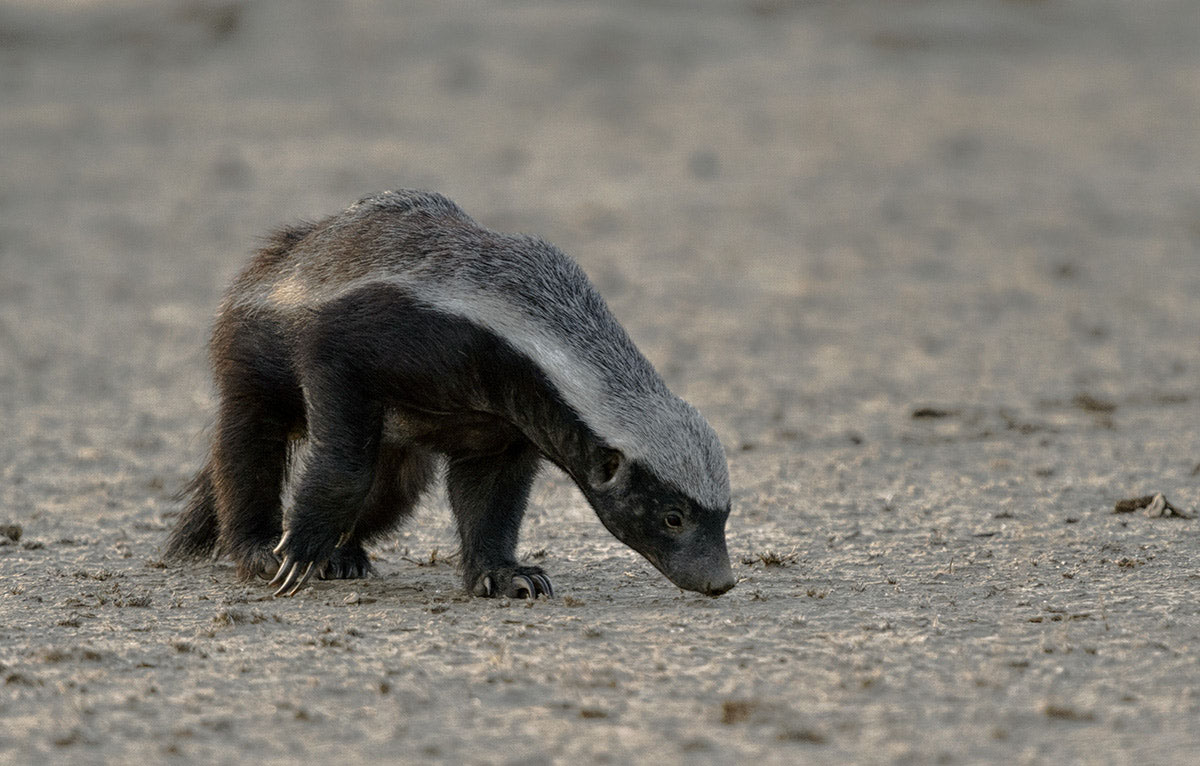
left=166, top=190, right=735, bottom=599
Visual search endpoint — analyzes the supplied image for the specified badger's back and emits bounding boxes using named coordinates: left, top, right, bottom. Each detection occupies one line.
left=233, top=190, right=729, bottom=510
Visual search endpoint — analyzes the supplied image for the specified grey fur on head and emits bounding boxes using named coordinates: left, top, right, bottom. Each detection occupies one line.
left=235, top=190, right=730, bottom=510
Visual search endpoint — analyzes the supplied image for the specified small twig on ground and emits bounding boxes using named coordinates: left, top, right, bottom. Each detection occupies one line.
left=741, top=546, right=799, bottom=568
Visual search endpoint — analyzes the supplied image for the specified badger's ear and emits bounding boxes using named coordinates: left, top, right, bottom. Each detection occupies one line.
left=591, top=448, right=625, bottom=488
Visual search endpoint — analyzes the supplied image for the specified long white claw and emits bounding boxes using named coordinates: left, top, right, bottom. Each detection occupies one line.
left=269, top=555, right=292, bottom=587
left=471, top=575, right=495, bottom=597
left=272, top=563, right=298, bottom=597
left=272, top=557, right=315, bottom=597
left=272, top=531, right=291, bottom=557
left=512, top=575, right=534, bottom=599
left=282, top=561, right=316, bottom=597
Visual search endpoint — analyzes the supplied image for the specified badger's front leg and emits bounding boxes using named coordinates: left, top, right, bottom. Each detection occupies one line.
left=271, top=385, right=381, bottom=597
left=446, top=443, right=552, bottom=598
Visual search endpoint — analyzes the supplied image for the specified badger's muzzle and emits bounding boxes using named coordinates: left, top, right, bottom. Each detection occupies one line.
left=655, top=536, right=736, bottom=597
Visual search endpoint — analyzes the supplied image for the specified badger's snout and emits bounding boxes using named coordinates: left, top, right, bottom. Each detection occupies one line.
left=703, top=570, right=736, bottom=597
left=698, top=559, right=736, bottom=597
left=665, top=563, right=736, bottom=597
left=657, top=543, right=736, bottom=597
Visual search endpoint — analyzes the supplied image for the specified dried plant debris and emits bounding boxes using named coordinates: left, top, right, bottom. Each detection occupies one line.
left=1113, top=493, right=1196, bottom=519
left=1042, top=702, right=1095, bottom=722
left=400, top=548, right=457, bottom=567
left=912, top=406, right=957, bottom=419
left=1, top=524, right=21, bottom=543
left=1072, top=393, right=1117, bottom=414
left=777, top=726, right=827, bottom=745
left=741, top=549, right=799, bottom=568
left=721, top=699, right=759, bottom=725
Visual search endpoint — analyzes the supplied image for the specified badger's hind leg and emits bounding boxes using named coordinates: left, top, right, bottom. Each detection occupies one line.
left=446, top=442, right=552, bottom=599
left=210, top=386, right=299, bottom=580
left=322, top=443, right=436, bottom=580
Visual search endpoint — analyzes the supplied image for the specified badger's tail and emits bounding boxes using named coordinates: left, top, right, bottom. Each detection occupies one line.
left=164, top=462, right=220, bottom=559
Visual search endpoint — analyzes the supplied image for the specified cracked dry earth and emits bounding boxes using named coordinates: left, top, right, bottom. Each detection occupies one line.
left=2, top=1, right=1199, bottom=764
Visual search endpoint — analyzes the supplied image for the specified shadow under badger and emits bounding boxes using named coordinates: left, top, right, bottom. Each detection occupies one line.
left=166, top=190, right=735, bottom=598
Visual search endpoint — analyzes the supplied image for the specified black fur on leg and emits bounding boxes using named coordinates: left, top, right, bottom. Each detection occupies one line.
left=207, top=306, right=304, bottom=580
left=164, top=463, right=219, bottom=559
left=447, top=441, right=551, bottom=598
left=210, top=395, right=295, bottom=580
left=318, top=442, right=437, bottom=580
left=354, top=442, right=437, bottom=545
left=273, top=365, right=383, bottom=584
left=322, top=543, right=373, bottom=580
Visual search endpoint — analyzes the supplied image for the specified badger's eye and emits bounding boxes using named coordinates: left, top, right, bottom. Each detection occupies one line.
left=664, top=510, right=684, bottom=529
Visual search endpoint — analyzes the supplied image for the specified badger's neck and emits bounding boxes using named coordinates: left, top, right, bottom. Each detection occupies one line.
left=475, top=322, right=729, bottom=515
left=471, top=339, right=617, bottom=490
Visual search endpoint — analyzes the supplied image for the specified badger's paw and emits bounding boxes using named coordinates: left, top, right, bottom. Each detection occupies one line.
left=233, top=542, right=282, bottom=582
left=469, top=565, right=553, bottom=599
left=321, top=543, right=374, bottom=580
left=270, top=529, right=338, bottom=597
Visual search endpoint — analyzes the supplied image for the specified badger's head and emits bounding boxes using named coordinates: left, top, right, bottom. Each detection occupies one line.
left=579, top=405, right=735, bottom=597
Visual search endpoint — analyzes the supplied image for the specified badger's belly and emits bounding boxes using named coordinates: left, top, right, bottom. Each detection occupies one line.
left=285, top=404, right=525, bottom=457
left=382, top=406, right=525, bottom=454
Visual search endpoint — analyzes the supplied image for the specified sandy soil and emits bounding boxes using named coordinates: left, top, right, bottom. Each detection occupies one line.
left=2, top=0, right=1199, bottom=763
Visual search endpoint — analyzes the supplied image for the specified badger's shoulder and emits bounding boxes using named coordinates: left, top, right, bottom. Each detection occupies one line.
left=225, top=190, right=471, bottom=307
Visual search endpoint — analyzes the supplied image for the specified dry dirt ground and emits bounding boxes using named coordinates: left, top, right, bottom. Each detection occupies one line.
left=2, top=1, right=1199, bottom=763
